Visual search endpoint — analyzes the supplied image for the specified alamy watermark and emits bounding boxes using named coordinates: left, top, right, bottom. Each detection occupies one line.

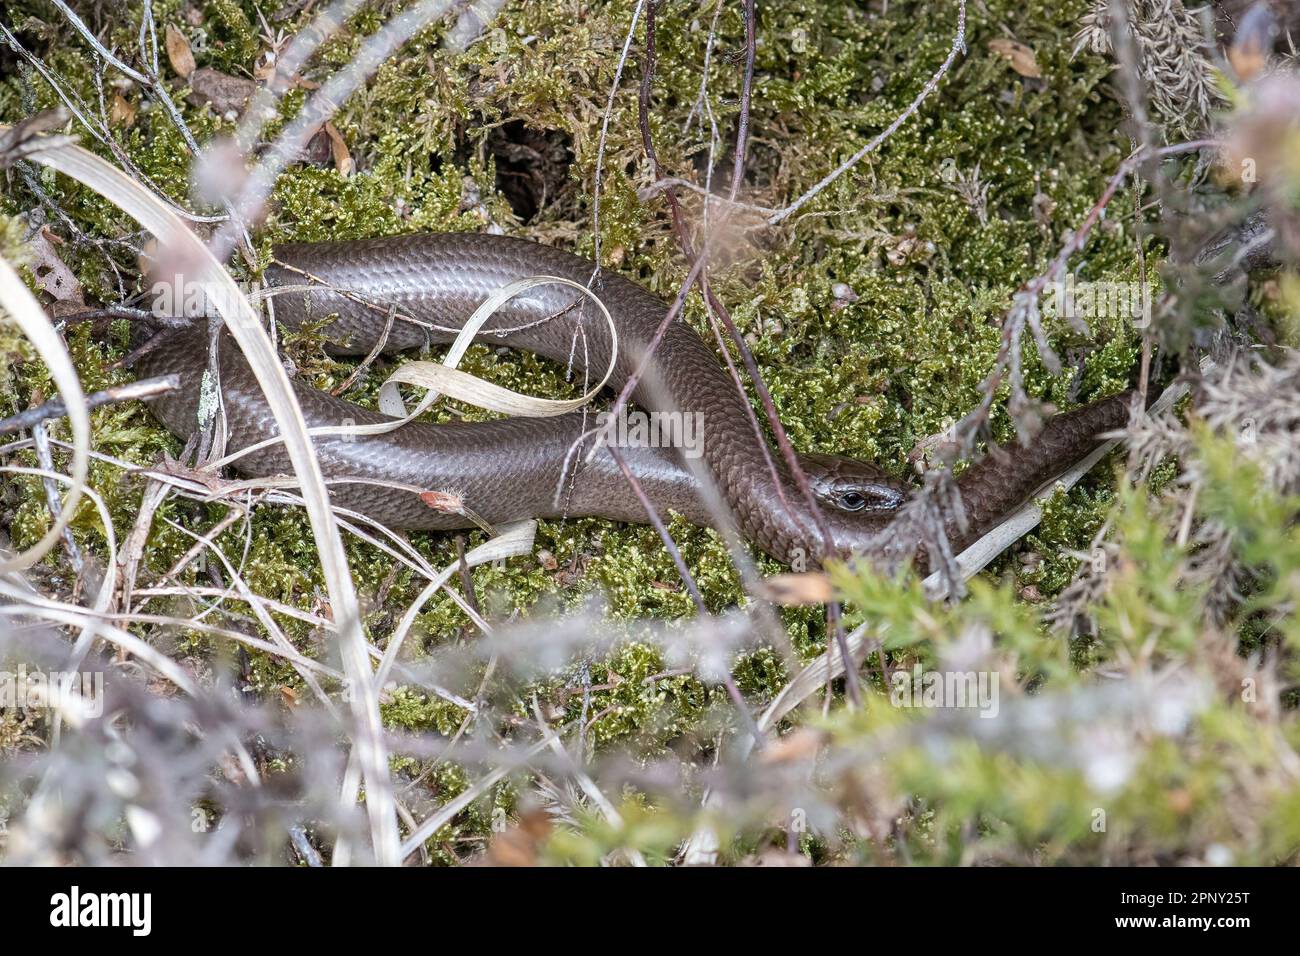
left=150, top=274, right=255, bottom=323
left=595, top=408, right=705, bottom=459
left=1042, top=274, right=1152, bottom=329
left=890, top=663, right=1000, bottom=719
left=0, top=665, right=105, bottom=719
left=49, top=886, right=151, bottom=936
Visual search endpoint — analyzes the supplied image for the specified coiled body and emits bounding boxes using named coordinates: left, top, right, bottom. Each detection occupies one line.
left=139, top=233, right=1129, bottom=564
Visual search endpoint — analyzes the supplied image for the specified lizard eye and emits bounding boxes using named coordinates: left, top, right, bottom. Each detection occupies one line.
left=838, top=490, right=868, bottom=512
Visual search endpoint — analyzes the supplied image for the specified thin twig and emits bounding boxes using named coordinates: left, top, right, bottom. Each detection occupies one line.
left=726, top=0, right=756, bottom=204
left=947, top=139, right=1217, bottom=462
left=590, top=0, right=647, bottom=275
left=206, top=0, right=467, bottom=265
left=0, top=375, right=179, bottom=437
left=635, top=0, right=860, bottom=703
left=766, top=0, right=968, bottom=226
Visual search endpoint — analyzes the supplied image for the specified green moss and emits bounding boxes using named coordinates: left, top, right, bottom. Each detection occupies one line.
left=6, top=0, right=1281, bottom=865
left=382, top=686, right=469, bottom=738
left=200, top=0, right=260, bottom=73
left=1018, top=474, right=1119, bottom=596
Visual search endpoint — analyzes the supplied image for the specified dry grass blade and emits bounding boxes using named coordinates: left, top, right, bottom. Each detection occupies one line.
left=399, top=737, right=553, bottom=860
left=1, top=465, right=116, bottom=611
left=1, top=464, right=118, bottom=748
left=374, top=520, right=536, bottom=689
left=766, top=0, right=968, bottom=225
left=0, top=256, right=90, bottom=573
left=207, top=275, right=619, bottom=480
left=0, top=576, right=195, bottom=700
left=13, top=132, right=398, bottom=864
left=0, top=576, right=262, bottom=785
left=375, top=276, right=619, bottom=419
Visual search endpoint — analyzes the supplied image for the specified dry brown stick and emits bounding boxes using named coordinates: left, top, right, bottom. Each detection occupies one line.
left=61, top=305, right=189, bottom=329
left=765, top=0, right=968, bottom=226
left=1110, top=0, right=1158, bottom=408
left=0, top=374, right=179, bottom=437
left=331, top=305, right=397, bottom=396
left=118, top=478, right=173, bottom=615
left=590, top=0, right=646, bottom=272
left=130, top=503, right=250, bottom=615
left=637, top=0, right=860, bottom=704
left=30, top=420, right=83, bottom=590
left=453, top=534, right=483, bottom=637
left=726, top=0, right=756, bottom=204
left=948, top=139, right=1218, bottom=461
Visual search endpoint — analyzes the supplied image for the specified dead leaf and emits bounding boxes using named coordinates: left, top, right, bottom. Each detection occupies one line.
left=988, top=38, right=1042, bottom=79
left=420, top=490, right=465, bottom=514
left=189, top=67, right=256, bottom=118
left=322, top=121, right=353, bottom=177
left=1166, top=788, right=1193, bottom=815
left=298, top=127, right=333, bottom=166
left=254, top=51, right=278, bottom=83
left=760, top=571, right=833, bottom=606
left=481, top=808, right=553, bottom=866
left=108, top=91, right=136, bottom=127
left=26, top=226, right=84, bottom=306
left=165, top=24, right=196, bottom=80
left=831, top=282, right=859, bottom=310
left=1229, top=3, right=1277, bottom=82
left=759, top=728, right=828, bottom=765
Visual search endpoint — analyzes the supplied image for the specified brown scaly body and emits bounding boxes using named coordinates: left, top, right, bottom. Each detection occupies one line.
left=139, top=233, right=1129, bottom=565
